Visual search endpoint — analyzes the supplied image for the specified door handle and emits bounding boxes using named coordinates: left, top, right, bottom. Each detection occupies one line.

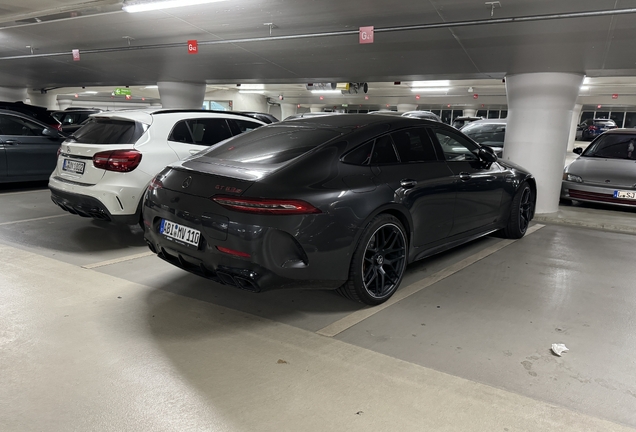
left=459, top=172, right=472, bottom=181
left=4, top=140, right=19, bottom=145
left=400, top=178, right=418, bottom=188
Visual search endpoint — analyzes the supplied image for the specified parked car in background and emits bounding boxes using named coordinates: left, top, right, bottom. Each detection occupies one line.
left=453, top=116, right=483, bottom=129
left=0, top=109, right=66, bottom=183
left=402, top=110, right=442, bottom=122
left=238, top=111, right=279, bottom=124
left=285, top=112, right=345, bottom=120
left=0, top=101, right=62, bottom=131
left=561, top=129, right=636, bottom=207
left=368, top=110, right=403, bottom=116
left=142, top=114, right=535, bottom=305
left=460, top=118, right=506, bottom=157
left=52, top=108, right=102, bottom=129
left=579, top=118, right=617, bottom=141
left=49, top=109, right=265, bottom=225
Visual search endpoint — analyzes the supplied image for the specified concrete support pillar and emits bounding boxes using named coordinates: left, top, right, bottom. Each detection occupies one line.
left=158, top=81, right=205, bottom=109
left=310, top=107, right=323, bottom=113
left=0, top=87, right=27, bottom=102
left=464, top=108, right=477, bottom=117
left=504, top=73, right=584, bottom=214
left=567, top=103, right=583, bottom=151
left=27, top=91, right=58, bottom=110
left=57, top=100, right=72, bottom=110
left=280, top=103, right=297, bottom=120
left=397, top=104, right=417, bottom=112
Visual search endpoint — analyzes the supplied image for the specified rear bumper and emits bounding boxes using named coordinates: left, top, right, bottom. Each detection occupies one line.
left=50, top=187, right=139, bottom=224
left=561, top=181, right=636, bottom=207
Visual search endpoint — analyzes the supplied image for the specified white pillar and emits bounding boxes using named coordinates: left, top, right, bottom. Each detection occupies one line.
left=464, top=108, right=477, bottom=117
left=27, top=90, right=58, bottom=110
left=0, top=87, right=27, bottom=102
left=567, top=103, right=583, bottom=151
left=310, top=107, right=323, bottom=113
left=397, top=104, right=417, bottom=112
left=57, top=100, right=72, bottom=110
left=158, top=81, right=206, bottom=109
left=280, top=103, right=297, bottom=120
left=504, top=73, right=584, bottom=214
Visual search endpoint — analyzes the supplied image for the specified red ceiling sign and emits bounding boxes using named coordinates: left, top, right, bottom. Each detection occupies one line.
left=359, top=26, right=374, bottom=44
left=473, top=94, right=479, bottom=99
left=612, top=94, right=619, bottom=99
left=72, top=49, right=80, bottom=61
left=187, top=40, right=198, bottom=54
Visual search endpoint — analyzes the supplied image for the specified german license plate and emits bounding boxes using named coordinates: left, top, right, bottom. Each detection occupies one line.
left=160, top=219, right=201, bottom=247
left=614, top=190, right=636, bottom=200
left=62, top=159, right=85, bottom=174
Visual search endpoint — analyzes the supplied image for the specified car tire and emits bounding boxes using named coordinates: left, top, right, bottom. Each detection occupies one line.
left=503, top=182, right=534, bottom=239
left=337, top=214, right=407, bottom=305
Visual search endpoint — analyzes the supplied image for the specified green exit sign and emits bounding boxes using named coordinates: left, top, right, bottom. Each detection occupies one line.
left=113, top=88, right=132, bottom=96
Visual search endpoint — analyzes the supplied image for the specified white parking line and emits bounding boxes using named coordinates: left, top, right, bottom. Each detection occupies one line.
left=316, top=224, right=546, bottom=338
left=0, top=214, right=71, bottom=226
left=0, top=189, right=49, bottom=196
left=82, top=251, right=155, bottom=269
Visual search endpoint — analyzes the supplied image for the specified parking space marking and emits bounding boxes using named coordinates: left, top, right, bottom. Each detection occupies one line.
left=82, top=251, right=155, bottom=269
left=316, top=224, right=546, bottom=338
left=0, top=214, right=71, bottom=226
left=0, top=189, right=49, bottom=196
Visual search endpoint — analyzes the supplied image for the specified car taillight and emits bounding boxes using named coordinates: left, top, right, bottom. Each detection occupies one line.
left=93, top=150, right=142, bottom=172
left=212, top=195, right=321, bottom=215
left=147, top=175, right=163, bottom=191
left=216, top=246, right=251, bottom=258
left=589, top=126, right=598, bottom=130
left=51, top=123, right=62, bottom=131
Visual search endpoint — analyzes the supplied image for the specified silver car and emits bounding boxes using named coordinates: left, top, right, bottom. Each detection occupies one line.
left=460, top=118, right=506, bottom=157
left=561, top=129, right=636, bottom=207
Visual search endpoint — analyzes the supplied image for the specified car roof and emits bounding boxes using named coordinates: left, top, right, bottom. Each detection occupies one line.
left=601, top=128, right=636, bottom=135
left=280, top=113, right=442, bottom=130
left=464, top=118, right=507, bottom=125
left=89, top=109, right=266, bottom=125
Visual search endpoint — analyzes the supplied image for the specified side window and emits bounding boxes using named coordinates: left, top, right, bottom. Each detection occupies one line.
left=0, top=115, right=43, bottom=136
left=342, top=141, right=373, bottom=165
left=391, top=128, right=438, bottom=162
left=229, top=119, right=263, bottom=134
left=370, top=135, right=399, bottom=164
left=168, top=120, right=193, bottom=143
left=189, top=118, right=233, bottom=146
left=434, top=129, right=479, bottom=161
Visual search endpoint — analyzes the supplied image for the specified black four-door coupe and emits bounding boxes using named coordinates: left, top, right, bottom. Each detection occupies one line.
left=143, top=115, right=536, bottom=305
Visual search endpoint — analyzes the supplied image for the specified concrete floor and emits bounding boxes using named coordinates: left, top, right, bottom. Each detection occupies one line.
left=1, top=182, right=636, bottom=432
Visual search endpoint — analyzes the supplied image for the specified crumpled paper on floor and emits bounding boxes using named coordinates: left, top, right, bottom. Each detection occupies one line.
left=551, top=343, right=569, bottom=356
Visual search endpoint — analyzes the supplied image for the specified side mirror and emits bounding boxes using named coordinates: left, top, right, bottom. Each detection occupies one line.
left=478, top=146, right=498, bottom=163
left=42, top=128, right=60, bottom=138
left=573, top=147, right=583, bottom=155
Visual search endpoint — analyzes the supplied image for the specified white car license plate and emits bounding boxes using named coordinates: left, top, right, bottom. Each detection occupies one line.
left=62, top=159, right=85, bottom=174
left=160, top=219, right=201, bottom=247
left=614, top=190, right=636, bottom=200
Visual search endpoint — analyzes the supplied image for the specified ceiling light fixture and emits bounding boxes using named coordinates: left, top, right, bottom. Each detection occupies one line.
left=144, top=85, right=158, bottom=89
left=410, top=88, right=450, bottom=92
left=83, top=91, right=98, bottom=94
left=238, top=90, right=265, bottom=94
left=122, top=0, right=227, bottom=13
left=310, top=90, right=341, bottom=94
left=580, top=86, right=590, bottom=91
left=237, top=84, right=265, bottom=90
left=411, top=80, right=450, bottom=87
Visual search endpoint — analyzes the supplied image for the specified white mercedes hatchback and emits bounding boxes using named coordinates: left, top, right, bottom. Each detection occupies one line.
left=49, top=109, right=265, bottom=225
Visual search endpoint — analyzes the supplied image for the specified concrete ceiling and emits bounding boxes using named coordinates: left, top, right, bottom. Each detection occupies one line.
left=1, top=0, right=636, bottom=91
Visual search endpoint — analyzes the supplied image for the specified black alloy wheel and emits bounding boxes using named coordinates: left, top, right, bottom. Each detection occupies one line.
left=503, top=182, right=533, bottom=239
left=338, top=215, right=407, bottom=305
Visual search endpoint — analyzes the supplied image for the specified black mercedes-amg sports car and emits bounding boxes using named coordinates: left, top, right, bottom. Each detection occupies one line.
left=143, top=114, right=535, bottom=305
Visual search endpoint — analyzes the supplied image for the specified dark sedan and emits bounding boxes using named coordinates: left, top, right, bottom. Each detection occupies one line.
left=0, top=109, right=66, bottom=183
left=143, top=115, right=536, bottom=305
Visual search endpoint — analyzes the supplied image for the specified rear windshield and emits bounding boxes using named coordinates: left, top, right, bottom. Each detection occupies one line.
left=198, top=125, right=344, bottom=165
left=582, top=134, right=636, bottom=160
left=461, top=123, right=506, bottom=146
left=68, top=119, right=146, bottom=144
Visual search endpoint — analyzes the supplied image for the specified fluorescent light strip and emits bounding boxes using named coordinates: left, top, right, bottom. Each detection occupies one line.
left=238, top=90, right=265, bottom=94
left=123, top=0, right=227, bottom=13
left=411, top=88, right=450, bottom=92
left=411, top=80, right=450, bottom=87
left=311, top=90, right=341, bottom=94
left=580, top=86, right=590, bottom=91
